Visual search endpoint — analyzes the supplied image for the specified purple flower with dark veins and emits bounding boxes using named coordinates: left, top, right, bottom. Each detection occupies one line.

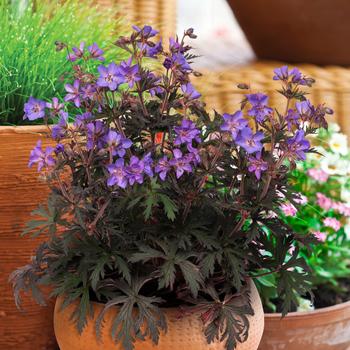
left=143, top=153, right=154, bottom=177
left=169, top=37, right=186, bottom=53
left=236, top=127, right=264, bottom=154
left=296, top=100, right=312, bottom=118
left=67, top=42, right=85, bottom=62
left=170, top=149, right=193, bottom=178
left=126, top=156, right=145, bottom=185
left=86, top=120, right=106, bottom=150
left=246, top=93, right=273, bottom=123
left=163, top=53, right=191, bottom=72
left=155, top=156, right=170, bottom=181
left=97, top=62, right=123, bottom=91
left=107, top=158, right=128, bottom=188
left=74, top=112, right=92, bottom=129
left=273, top=66, right=306, bottom=85
left=273, top=66, right=290, bottom=81
left=28, top=140, right=55, bottom=172
left=118, top=57, right=141, bottom=88
left=52, top=112, right=68, bottom=140
left=248, top=152, right=268, bottom=179
left=132, top=25, right=159, bottom=38
left=88, top=43, right=105, bottom=61
left=286, top=130, right=310, bottom=160
left=55, top=143, right=65, bottom=154
left=220, top=111, right=248, bottom=139
left=187, top=144, right=201, bottom=164
left=103, top=130, right=132, bottom=157
left=285, top=109, right=300, bottom=131
left=174, top=119, right=201, bottom=146
left=64, top=80, right=81, bottom=107
left=181, top=83, right=201, bottom=101
left=139, top=39, right=163, bottom=58
left=81, top=84, right=96, bottom=100
left=46, top=97, right=64, bottom=116
left=24, top=97, right=46, bottom=120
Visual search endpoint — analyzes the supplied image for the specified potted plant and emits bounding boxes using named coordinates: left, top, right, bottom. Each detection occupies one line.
left=0, top=1, right=125, bottom=349
left=11, top=31, right=331, bottom=350
left=258, top=123, right=350, bottom=349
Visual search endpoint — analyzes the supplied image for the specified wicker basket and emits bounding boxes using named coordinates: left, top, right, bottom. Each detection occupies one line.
left=99, top=0, right=177, bottom=39
left=194, top=61, right=350, bottom=137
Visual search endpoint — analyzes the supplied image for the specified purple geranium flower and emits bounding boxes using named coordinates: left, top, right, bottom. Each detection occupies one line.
left=46, top=97, right=64, bottom=116
left=273, top=66, right=290, bottom=81
left=103, top=130, right=132, bottom=157
left=28, top=140, right=55, bottom=172
left=295, top=100, right=312, bottom=118
left=74, top=112, right=92, bottom=129
left=86, top=120, right=106, bottom=150
left=52, top=112, right=68, bottom=140
left=286, top=130, right=310, bottom=160
left=107, top=158, right=128, bottom=188
left=81, top=84, right=96, bottom=100
left=64, top=80, right=81, bottom=107
left=285, top=109, right=300, bottom=131
left=273, top=66, right=306, bottom=85
left=97, top=62, right=123, bottom=91
left=246, top=93, right=273, bottom=123
left=220, top=111, right=248, bottom=139
left=155, top=156, right=170, bottom=181
left=139, top=39, right=163, bottom=58
left=118, top=57, right=141, bottom=88
left=126, top=156, right=145, bottom=185
left=236, top=127, right=264, bottom=154
left=143, top=153, right=154, bottom=177
left=67, top=42, right=85, bottom=62
left=24, top=97, right=46, bottom=120
left=169, top=37, right=186, bottom=53
left=88, top=43, right=105, bottom=61
left=181, top=83, right=201, bottom=101
left=132, top=25, right=159, bottom=38
left=174, top=119, right=201, bottom=146
left=248, top=152, right=268, bottom=179
left=170, top=149, right=193, bottom=178
left=163, top=53, right=191, bottom=72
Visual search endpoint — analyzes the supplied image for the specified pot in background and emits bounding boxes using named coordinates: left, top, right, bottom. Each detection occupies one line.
left=0, top=125, right=57, bottom=350
left=54, top=279, right=264, bottom=350
left=228, top=0, right=350, bottom=65
left=259, top=300, right=350, bottom=350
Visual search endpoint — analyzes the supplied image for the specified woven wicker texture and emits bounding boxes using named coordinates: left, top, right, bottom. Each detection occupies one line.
left=0, top=126, right=57, bottom=349
left=54, top=279, right=264, bottom=350
left=194, top=62, right=350, bottom=137
left=98, top=0, right=176, bottom=39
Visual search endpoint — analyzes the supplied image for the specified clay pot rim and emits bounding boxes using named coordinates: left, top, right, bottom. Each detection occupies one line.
left=265, top=299, right=350, bottom=320
left=0, top=124, right=49, bottom=134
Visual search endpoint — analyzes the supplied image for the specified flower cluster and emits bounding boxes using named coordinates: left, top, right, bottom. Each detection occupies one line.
left=17, top=26, right=332, bottom=350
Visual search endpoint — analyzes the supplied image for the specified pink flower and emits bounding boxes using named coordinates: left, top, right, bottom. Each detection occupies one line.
left=307, top=168, right=329, bottom=183
left=295, top=193, right=308, bottom=205
left=323, top=217, right=341, bottom=231
left=280, top=203, right=297, bottom=216
left=332, top=202, right=350, bottom=217
left=316, top=193, right=333, bottom=211
left=313, top=231, right=327, bottom=242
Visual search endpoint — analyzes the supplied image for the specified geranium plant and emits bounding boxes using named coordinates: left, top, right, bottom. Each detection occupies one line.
left=11, top=28, right=332, bottom=350
left=258, top=124, right=350, bottom=312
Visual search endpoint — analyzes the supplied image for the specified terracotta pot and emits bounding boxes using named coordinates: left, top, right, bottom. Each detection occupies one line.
left=0, top=125, right=57, bottom=349
left=54, top=279, right=264, bottom=350
left=259, top=300, right=350, bottom=350
left=228, top=0, right=350, bottom=65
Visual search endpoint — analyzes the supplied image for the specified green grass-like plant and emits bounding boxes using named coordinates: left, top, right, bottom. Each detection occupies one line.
left=0, top=0, right=126, bottom=125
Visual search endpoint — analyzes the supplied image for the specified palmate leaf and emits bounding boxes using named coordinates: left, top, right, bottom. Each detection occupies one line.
left=95, top=276, right=166, bottom=350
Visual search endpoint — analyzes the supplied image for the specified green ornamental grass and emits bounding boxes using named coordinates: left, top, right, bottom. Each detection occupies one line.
left=0, top=0, right=126, bottom=125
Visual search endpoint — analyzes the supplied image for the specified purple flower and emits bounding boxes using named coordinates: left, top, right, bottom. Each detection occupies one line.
left=187, top=144, right=201, bottom=164
left=236, top=127, right=264, bottom=154
left=181, top=83, right=201, bottom=101
left=220, top=111, right=248, bottom=139
left=163, top=53, right=191, bottom=72
left=81, top=84, right=96, bottom=100
left=86, top=120, right=106, bottom=150
left=246, top=93, right=273, bottom=123
left=67, top=42, right=85, bottom=62
left=74, top=112, right=92, bottom=129
left=139, top=40, right=163, bottom=58
left=143, top=153, right=154, bottom=177
left=132, top=25, right=159, bottom=38
left=46, top=97, right=64, bottom=116
left=273, top=66, right=290, bottom=81
left=55, top=143, right=65, bottom=154
left=170, top=149, right=193, bottom=178
left=28, top=140, right=55, bottom=172
left=286, top=130, right=310, bottom=160
left=147, top=73, right=164, bottom=96
left=118, top=57, right=141, bottom=88
left=295, top=100, right=312, bottom=119
left=126, top=156, right=145, bottom=185
left=24, top=97, right=46, bottom=120
left=174, top=119, right=201, bottom=146
left=248, top=152, right=268, bottom=179
left=155, top=156, right=170, bottom=181
left=273, top=66, right=306, bottom=85
left=107, top=158, right=128, bottom=188
left=169, top=37, right=185, bottom=53
left=64, top=80, right=81, bottom=107
left=97, top=62, right=123, bottom=91
left=103, top=130, right=132, bottom=157
left=88, top=43, right=105, bottom=61
left=285, top=109, right=300, bottom=131
left=52, top=112, right=68, bottom=140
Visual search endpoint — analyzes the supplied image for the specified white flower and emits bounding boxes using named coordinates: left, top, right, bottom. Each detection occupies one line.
left=320, top=153, right=349, bottom=175
left=329, top=132, right=348, bottom=156
left=328, top=123, right=341, bottom=133
left=341, top=187, right=350, bottom=203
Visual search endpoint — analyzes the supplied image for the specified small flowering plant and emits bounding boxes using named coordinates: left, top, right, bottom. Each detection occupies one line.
left=11, top=28, right=331, bottom=350
left=258, top=124, right=350, bottom=312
